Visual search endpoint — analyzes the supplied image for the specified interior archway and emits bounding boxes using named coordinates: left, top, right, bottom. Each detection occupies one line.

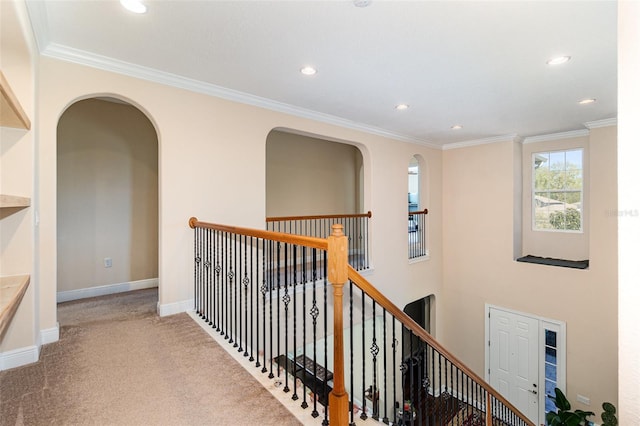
left=56, top=97, right=159, bottom=305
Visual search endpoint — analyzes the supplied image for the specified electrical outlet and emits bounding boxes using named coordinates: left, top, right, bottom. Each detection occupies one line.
left=577, top=394, right=591, bottom=405
left=104, top=257, right=112, bottom=268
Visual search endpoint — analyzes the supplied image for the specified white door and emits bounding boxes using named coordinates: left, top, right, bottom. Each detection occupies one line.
left=489, top=308, right=539, bottom=424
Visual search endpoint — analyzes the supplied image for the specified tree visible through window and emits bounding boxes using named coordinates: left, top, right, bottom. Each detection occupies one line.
left=533, top=149, right=583, bottom=232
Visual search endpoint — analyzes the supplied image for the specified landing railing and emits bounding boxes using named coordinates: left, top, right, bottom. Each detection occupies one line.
left=189, top=217, right=533, bottom=426
left=408, top=209, right=428, bottom=259
left=266, top=212, right=371, bottom=272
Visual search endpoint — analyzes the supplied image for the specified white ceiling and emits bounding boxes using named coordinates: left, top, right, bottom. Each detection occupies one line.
left=26, top=0, right=617, bottom=147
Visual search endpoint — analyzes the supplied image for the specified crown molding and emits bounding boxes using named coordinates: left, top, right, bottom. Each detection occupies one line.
left=39, top=43, right=439, bottom=149
left=441, top=134, right=521, bottom=151
left=25, top=0, right=49, bottom=52
left=584, top=117, right=617, bottom=129
left=523, top=129, right=590, bottom=144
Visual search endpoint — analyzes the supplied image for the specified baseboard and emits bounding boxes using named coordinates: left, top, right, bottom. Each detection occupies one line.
left=57, top=278, right=158, bottom=303
left=40, top=323, right=60, bottom=345
left=0, top=344, right=39, bottom=371
left=157, top=298, right=194, bottom=317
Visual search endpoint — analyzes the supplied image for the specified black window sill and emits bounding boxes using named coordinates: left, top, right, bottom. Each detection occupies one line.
left=516, top=255, right=589, bottom=270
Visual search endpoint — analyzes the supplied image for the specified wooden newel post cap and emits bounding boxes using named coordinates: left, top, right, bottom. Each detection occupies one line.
left=331, top=224, right=345, bottom=237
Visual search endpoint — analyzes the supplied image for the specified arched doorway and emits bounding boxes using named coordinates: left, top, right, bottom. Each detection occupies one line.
left=56, top=97, right=159, bottom=304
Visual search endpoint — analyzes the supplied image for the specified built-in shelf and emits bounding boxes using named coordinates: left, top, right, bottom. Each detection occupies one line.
left=0, top=274, right=30, bottom=340
left=0, top=70, right=31, bottom=130
left=0, top=194, right=31, bottom=209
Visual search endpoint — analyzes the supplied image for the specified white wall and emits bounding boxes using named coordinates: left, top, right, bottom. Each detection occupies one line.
left=618, top=1, right=640, bottom=423
left=57, top=98, right=158, bottom=295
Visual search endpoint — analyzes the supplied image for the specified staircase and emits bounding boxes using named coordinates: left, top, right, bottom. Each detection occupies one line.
left=188, top=217, right=534, bottom=426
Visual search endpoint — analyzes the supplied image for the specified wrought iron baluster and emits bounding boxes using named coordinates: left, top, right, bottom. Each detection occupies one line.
left=360, top=288, right=367, bottom=420
left=301, top=246, right=308, bottom=409
left=260, top=238, right=267, bottom=372
left=276, top=241, right=281, bottom=379
left=371, top=301, right=379, bottom=420
left=242, top=235, right=249, bottom=356
left=206, top=228, right=212, bottom=325
left=310, top=248, right=319, bottom=418
left=283, top=243, right=290, bottom=393
left=194, top=226, right=201, bottom=316
left=268, top=239, right=274, bottom=379
left=392, top=318, right=398, bottom=426
left=322, top=251, right=328, bottom=426
left=215, top=230, right=222, bottom=331
left=349, top=280, right=355, bottom=426
left=382, top=308, right=389, bottom=424
left=291, top=244, right=298, bottom=401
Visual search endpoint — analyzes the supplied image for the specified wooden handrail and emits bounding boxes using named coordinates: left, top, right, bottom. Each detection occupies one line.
left=266, top=211, right=372, bottom=222
left=347, top=265, right=534, bottom=426
left=189, top=217, right=328, bottom=250
left=189, top=216, right=530, bottom=425
left=408, top=208, right=429, bottom=215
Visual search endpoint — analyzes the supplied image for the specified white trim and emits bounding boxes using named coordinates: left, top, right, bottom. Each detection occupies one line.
left=24, top=0, right=50, bottom=52
left=38, top=43, right=437, bottom=149
left=40, top=323, right=60, bottom=345
left=523, top=129, right=590, bottom=144
left=441, top=133, right=520, bottom=151
left=157, top=298, right=194, bottom=317
left=56, top=278, right=158, bottom=303
left=0, top=345, right=39, bottom=371
left=584, top=117, right=618, bottom=129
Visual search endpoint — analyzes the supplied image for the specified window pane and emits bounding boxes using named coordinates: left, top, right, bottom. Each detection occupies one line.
left=549, top=151, right=565, bottom=171
left=545, top=346, right=557, bottom=363
left=545, top=362, right=557, bottom=379
left=566, top=149, right=582, bottom=168
left=546, top=329, right=557, bottom=347
left=546, top=379, right=558, bottom=415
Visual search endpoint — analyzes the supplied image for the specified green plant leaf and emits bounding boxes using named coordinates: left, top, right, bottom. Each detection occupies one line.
left=601, top=411, right=618, bottom=426
left=602, top=402, right=616, bottom=414
left=554, top=388, right=572, bottom=411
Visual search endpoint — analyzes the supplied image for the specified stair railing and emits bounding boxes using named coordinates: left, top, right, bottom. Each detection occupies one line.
left=408, top=208, right=429, bottom=259
left=267, top=212, right=371, bottom=272
left=189, top=217, right=533, bottom=426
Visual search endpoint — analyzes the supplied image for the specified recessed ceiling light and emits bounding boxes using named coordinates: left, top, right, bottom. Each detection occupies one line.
left=354, top=0, right=372, bottom=7
left=578, top=98, right=596, bottom=105
left=546, top=56, right=571, bottom=65
left=120, top=0, right=147, bottom=14
left=451, top=125, right=463, bottom=130
left=300, top=66, right=317, bottom=76
left=395, top=104, right=409, bottom=110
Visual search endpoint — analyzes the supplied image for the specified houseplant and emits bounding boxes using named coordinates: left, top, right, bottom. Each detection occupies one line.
left=546, top=388, right=618, bottom=426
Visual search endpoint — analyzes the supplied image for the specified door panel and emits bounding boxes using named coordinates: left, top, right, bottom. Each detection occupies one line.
left=489, top=309, right=539, bottom=424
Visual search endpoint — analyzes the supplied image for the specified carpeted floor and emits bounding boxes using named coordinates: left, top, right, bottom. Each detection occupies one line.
left=0, top=288, right=302, bottom=426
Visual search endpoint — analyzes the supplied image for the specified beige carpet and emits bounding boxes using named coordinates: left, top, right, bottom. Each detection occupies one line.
left=0, top=288, right=302, bottom=426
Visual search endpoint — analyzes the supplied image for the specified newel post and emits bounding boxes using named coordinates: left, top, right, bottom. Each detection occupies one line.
left=328, top=224, right=349, bottom=426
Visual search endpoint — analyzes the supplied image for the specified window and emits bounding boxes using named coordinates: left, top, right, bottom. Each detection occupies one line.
left=533, top=149, right=583, bottom=232
left=544, top=329, right=559, bottom=419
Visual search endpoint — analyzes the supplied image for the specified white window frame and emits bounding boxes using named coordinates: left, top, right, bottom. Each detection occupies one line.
left=531, top=148, right=584, bottom=233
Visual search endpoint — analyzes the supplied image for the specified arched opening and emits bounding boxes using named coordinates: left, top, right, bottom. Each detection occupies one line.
left=265, top=129, right=364, bottom=217
left=408, top=154, right=428, bottom=259
left=56, top=97, right=159, bottom=305
left=408, top=155, right=420, bottom=213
